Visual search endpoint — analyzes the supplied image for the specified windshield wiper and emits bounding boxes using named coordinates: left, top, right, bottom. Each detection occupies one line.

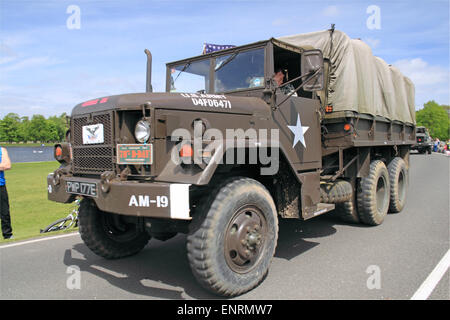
left=215, top=52, right=238, bottom=72
left=173, top=62, right=191, bottom=83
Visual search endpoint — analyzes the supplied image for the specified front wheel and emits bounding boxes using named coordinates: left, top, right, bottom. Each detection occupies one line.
left=78, top=199, right=150, bottom=259
left=187, top=177, right=278, bottom=297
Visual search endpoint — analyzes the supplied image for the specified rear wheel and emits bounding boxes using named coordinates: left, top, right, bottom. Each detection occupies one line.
left=320, top=179, right=352, bottom=204
left=335, top=181, right=359, bottom=223
left=187, top=177, right=278, bottom=297
left=388, top=157, right=408, bottom=213
left=78, top=199, right=150, bottom=259
left=321, top=179, right=359, bottom=224
left=357, top=160, right=390, bottom=226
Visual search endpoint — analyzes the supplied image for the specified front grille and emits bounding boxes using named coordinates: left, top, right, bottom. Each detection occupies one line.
left=72, top=112, right=115, bottom=175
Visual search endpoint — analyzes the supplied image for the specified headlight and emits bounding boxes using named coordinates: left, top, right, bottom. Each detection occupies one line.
left=54, top=143, right=71, bottom=164
left=135, top=119, right=151, bottom=143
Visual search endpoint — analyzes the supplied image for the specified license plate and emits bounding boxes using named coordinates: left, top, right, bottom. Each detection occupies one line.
left=82, top=124, right=104, bottom=144
left=117, top=144, right=153, bottom=165
left=66, top=181, right=98, bottom=197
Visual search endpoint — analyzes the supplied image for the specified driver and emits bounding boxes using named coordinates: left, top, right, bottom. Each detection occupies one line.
left=273, top=67, right=297, bottom=96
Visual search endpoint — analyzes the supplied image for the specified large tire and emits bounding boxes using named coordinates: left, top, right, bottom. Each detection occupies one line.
left=357, top=160, right=390, bottom=226
left=387, top=157, right=408, bottom=213
left=335, top=190, right=359, bottom=224
left=320, top=179, right=352, bottom=204
left=78, top=199, right=150, bottom=259
left=187, top=177, right=278, bottom=297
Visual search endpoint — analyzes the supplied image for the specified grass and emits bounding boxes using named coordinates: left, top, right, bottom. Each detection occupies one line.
left=0, top=161, right=77, bottom=243
left=1, top=143, right=56, bottom=147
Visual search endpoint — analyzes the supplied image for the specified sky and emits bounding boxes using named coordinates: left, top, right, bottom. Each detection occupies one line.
left=0, top=0, right=449, bottom=118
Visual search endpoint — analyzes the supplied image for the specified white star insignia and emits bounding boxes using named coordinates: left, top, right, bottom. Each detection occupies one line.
left=287, top=114, right=309, bottom=148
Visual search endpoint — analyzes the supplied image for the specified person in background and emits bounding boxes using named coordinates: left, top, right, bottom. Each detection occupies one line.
left=433, top=138, right=440, bottom=152
left=0, top=146, right=13, bottom=239
left=273, top=67, right=297, bottom=96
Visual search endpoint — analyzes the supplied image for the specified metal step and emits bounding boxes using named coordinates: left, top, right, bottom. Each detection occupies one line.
left=303, top=203, right=335, bottom=220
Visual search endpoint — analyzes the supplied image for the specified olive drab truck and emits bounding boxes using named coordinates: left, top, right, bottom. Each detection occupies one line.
left=47, top=28, right=415, bottom=296
left=411, top=126, right=432, bottom=154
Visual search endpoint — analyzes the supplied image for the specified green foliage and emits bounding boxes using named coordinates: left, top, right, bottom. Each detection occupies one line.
left=0, top=113, right=69, bottom=143
left=0, top=113, right=20, bottom=142
left=416, top=101, right=450, bottom=141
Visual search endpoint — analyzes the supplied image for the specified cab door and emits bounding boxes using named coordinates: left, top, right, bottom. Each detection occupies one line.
left=273, top=93, right=322, bottom=171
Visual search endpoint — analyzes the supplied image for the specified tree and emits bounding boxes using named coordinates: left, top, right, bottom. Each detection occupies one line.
left=17, top=116, right=31, bottom=142
left=0, top=113, right=70, bottom=143
left=416, top=101, right=449, bottom=141
left=48, top=113, right=69, bottom=142
left=0, top=113, right=20, bottom=142
left=28, top=115, right=50, bottom=142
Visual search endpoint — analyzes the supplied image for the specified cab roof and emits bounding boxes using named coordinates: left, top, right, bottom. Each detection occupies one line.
left=166, top=38, right=312, bottom=67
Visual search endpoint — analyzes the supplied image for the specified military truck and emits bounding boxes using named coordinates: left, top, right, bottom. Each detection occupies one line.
left=47, top=29, right=415, bottom=296
left=411, top=126, right=432, bottom=154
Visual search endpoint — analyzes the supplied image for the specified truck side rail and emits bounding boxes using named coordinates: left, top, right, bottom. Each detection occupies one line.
left=322, top=111, right=415, bottom=148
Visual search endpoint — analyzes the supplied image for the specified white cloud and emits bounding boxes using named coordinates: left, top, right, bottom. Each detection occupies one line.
left=322, top=5, right=339, bottom=17
left=0, top=43, right=18, bottom=65
left=393, top=58, right=448, bottom=86
left=0, top=56, right=64, bottom=72
left=393, top=58, right=449, bottom=107
left=0, top=73, right=146, bottom=118
left=0, top=56, right=16, bottom=65
left=0, top=33, right=34, bottom=48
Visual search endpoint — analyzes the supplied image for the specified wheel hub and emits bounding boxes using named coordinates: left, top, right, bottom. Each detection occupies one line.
left=224, top=205, right=267, bottom=273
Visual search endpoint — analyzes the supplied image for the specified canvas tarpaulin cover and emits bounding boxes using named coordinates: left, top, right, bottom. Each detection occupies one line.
left=278, top=30, right=415, bottom=124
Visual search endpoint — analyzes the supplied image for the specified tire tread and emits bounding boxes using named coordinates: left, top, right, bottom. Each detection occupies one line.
left=186, top=177, right=278, bottom=297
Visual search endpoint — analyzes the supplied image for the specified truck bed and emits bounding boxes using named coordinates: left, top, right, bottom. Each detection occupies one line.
left=321, top=111, right=415, bottom=148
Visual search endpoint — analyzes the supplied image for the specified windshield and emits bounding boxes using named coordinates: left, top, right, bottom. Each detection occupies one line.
left=214, top=48, right=265, bottom=92
left=170, top=59, right=210, bottom=93
left=167, top=47, right=265, bottom=94
left=416, top=127, right=426, bottom=134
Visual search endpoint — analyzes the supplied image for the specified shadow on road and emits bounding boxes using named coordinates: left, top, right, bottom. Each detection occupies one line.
left=410, top=152, right=428, bottom=156
left=275, top=215, right=336, bottom=260
left=62, top=213, right=353, bottom=299
left=63, top=235, right=217, bottom=299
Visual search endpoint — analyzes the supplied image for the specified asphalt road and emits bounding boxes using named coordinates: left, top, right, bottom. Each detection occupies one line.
left=1, top=153, right=448, bottom=300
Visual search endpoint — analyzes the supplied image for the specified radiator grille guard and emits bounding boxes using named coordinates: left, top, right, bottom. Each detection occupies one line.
left=72, top=112, right=115, bottom=175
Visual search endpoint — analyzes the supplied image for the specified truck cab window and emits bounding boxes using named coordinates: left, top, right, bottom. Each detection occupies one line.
left=273, top=46, right=313, bottom=98
left=214, top=48, right=264, bottom=93
left=170, top=59, right=210, bottom=93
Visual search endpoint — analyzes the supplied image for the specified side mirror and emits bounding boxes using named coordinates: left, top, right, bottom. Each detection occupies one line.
left=301, top=49, right=324, bottom=91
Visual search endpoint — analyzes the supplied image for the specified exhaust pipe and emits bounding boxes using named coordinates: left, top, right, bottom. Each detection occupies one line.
left=144, top=49, right=153, bottom=93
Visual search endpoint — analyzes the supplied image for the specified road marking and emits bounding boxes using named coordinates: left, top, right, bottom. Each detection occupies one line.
left=91, top=265, right=127, bottom=278
left=0, top=232, right=79, bottom=249
left=411, top=249, right=450, bottom=300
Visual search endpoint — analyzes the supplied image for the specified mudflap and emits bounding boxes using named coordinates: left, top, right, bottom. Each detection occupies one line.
left=298, top=171, right=335, bottom=220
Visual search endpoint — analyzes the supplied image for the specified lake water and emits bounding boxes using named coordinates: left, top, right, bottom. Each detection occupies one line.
left=5, top=146, right=55, bottom=163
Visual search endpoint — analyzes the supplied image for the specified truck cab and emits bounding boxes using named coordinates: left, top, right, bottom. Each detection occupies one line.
left=411, top=126, right=432, bottom=154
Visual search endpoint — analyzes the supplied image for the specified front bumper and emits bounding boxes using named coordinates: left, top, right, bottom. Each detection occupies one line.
left=47, top=174, right=191, bottom=220
left=411, top=144, right=430, bottom=150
